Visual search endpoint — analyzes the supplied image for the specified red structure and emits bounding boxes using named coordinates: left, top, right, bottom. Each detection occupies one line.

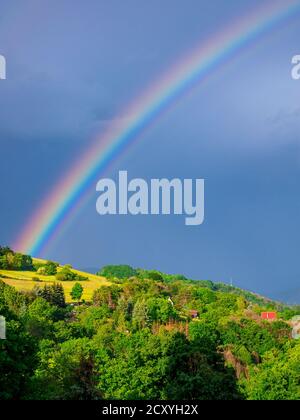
left=261, top=312, right=277, bottom=320
left=189, top=310, right=199, bottom=319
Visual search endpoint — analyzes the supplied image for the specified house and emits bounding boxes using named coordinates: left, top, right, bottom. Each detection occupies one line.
left=261, top=312, right=277, bottom=320
left=189, top=310, right=199, bottom=319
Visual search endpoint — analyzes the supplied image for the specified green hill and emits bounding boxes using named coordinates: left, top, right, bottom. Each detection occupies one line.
left=0, top=247, right=299, bottom=400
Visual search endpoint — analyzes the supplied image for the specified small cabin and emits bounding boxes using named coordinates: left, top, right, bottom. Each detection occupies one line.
left=261, top=312, right=277, bottom=320
left=189, top=310, right=199, bottom=319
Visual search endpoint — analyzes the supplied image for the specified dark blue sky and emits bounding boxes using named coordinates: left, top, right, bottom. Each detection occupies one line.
left=0, top=0, right=300, bottom=302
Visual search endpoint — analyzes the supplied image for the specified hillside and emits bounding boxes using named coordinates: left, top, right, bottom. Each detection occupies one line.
left=0, top=256, right=111, bottom=302
left=0, top=249, right=297, bottom=309
left=0, top=247, right=300, bottom=400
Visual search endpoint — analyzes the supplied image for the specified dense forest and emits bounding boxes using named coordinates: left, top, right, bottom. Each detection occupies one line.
left=0, top=247, right=299, bottom=400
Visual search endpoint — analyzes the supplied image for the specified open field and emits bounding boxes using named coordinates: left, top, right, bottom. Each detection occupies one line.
left=0, top=264, right=111, bottom=302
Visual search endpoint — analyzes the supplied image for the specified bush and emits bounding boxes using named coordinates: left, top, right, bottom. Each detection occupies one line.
left=43, top=261, right=59, bottom=276
left=56, top=266, right=87, bottom=282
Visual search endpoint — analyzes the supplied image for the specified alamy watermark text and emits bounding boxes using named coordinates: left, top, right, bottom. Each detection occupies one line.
left=96, top=171, right=205, bottom=226
left=0, top=54, right=6, bottom=79
left=291, top=55, right=300, bottom=80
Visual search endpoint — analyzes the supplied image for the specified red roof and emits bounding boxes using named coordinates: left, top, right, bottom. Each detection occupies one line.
left=261, top=312, right=277, bottom=320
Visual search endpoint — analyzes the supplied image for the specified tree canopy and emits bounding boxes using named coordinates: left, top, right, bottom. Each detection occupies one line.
left=0, top=255, right=299, bottom=401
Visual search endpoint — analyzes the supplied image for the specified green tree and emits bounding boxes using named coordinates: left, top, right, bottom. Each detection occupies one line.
left=56, top=266, right=87, bottom=282
left=43, top=261, right=59, bottom=276
left=0, top=246, right=13, bottom=256
left=147, top=297, right=177, bottom=323
left=243, top=343, right=300, bottom=400
left=71, top=283, right=84, bottom=302
left=97, top=265, right=137, bottom=279
left=132, top=299, right=150, bottom=329
left=164, top=333, right=241, bottom=400
left=29, top=338, right=102, bottom=400
left=39, top=283, right=66, bottom=308
left=92, top=285, right=121, bottom=309
left=189, top=321, right=220, bottom=359
left=0, top=320, right=37, bottom=399
left=25, top=297, right=56, bottom=338
left=0, top=251, right=14, bottom=269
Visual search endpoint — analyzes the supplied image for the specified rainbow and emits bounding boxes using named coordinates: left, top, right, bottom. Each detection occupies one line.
left=14, top=1, right=300, bottom=256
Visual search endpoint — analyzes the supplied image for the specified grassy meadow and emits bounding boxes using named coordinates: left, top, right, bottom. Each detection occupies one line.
left=0, top=259, right=110, bottom=302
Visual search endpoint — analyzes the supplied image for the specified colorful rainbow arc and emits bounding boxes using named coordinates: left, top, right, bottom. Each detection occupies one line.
left=14, top=1, right=300, bottom=257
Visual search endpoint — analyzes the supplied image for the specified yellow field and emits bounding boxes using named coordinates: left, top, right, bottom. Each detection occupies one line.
left=0, top=264, right=111, bottom=302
